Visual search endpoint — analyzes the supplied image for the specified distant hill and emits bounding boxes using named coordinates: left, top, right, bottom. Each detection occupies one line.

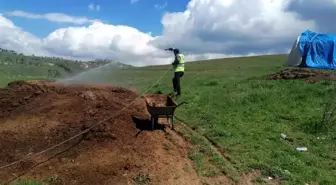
left=0, top=47, right=133, bottom=86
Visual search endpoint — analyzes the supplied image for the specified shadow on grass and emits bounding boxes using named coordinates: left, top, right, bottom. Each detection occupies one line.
left=301, top=116, right=335, bottom=135
left=301, top=93, right=336, bottom=134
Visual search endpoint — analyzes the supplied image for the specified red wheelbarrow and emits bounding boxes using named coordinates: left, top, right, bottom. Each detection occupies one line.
left=143, top=94, right=186, bottom=130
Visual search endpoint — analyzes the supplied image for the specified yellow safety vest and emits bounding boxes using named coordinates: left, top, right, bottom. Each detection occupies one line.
left=175, top=53, right=185, bottom=72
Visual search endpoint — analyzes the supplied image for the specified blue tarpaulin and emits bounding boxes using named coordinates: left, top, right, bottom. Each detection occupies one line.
left=299, top=30, right=336, bottom=69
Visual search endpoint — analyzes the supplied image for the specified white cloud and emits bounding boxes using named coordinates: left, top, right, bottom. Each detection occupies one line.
left=88, top=3, right=101, bottom=11
left=0, top=14, right=14, bottom=28
left=0, top=14, right=47, bottom=56
left=41, top=22, right=170, bottom=66
left=5, top=11, right=100, bottom=24
left=0, top=0, right=335, bottom=67
left=130, top=0, right=139, bottom=4
left=155, top=1, right=168, bottom=10
left=151, top=0, right=317, bottom=55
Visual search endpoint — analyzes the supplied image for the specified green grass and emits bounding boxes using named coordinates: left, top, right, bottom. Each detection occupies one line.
left=11, top=180, right=43, bottom=185
left=119, top=54, right=336, bottom=184
left=178, top=126, right=240, bottom=181
left=2, top=54, right=336, bottom=184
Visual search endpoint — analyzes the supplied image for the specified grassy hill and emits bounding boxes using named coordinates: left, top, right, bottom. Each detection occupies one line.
left=2, top=51, right=336, bottom=185
left=0, top=48, right=131, bottom=87
left=157, top=57, right=336, bottom=185
left=111, top=54, right=335, bottom=184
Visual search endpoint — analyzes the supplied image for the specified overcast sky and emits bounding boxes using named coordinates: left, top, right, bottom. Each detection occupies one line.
left=0, top=0, right=335, bottom=66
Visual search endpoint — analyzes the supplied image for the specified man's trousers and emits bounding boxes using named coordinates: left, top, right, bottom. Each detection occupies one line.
left=172, top=71, right=184, bottom=95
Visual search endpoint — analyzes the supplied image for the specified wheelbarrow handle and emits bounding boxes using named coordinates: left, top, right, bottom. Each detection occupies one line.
left=176, top=101, right=187, bottom=108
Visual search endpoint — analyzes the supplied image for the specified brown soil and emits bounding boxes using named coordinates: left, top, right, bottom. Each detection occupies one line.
left=0, top=80, right=202, bottom=185
left=264, top=68, right=336, bottom=83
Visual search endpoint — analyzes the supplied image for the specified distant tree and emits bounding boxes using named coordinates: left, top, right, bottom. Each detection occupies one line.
left=20, top=58, right=24, bottom=64
left=4, top=57, right=12, bottom=62
left=48, top=69, right=61, bottom=78
left=55, top=63, right=73, bottom=74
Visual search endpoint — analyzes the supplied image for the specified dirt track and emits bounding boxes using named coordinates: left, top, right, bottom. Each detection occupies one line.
left=265, top=68, right=336, bottom=83
left=0, top=80, right=201, bottom=185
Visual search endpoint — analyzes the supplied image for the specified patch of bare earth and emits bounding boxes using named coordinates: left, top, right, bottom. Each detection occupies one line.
left=264, top=67, right=336, bottom=83
left=0, top=80, right=202, bottom=185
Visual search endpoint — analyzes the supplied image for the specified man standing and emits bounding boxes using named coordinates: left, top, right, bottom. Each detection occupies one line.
left=165, top=48, right=185, bottom=97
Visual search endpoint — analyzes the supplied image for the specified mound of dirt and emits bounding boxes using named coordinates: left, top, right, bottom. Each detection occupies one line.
left=0, top=80, right=201, bottom=185
left=264, top=68, right=336, bottom=83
